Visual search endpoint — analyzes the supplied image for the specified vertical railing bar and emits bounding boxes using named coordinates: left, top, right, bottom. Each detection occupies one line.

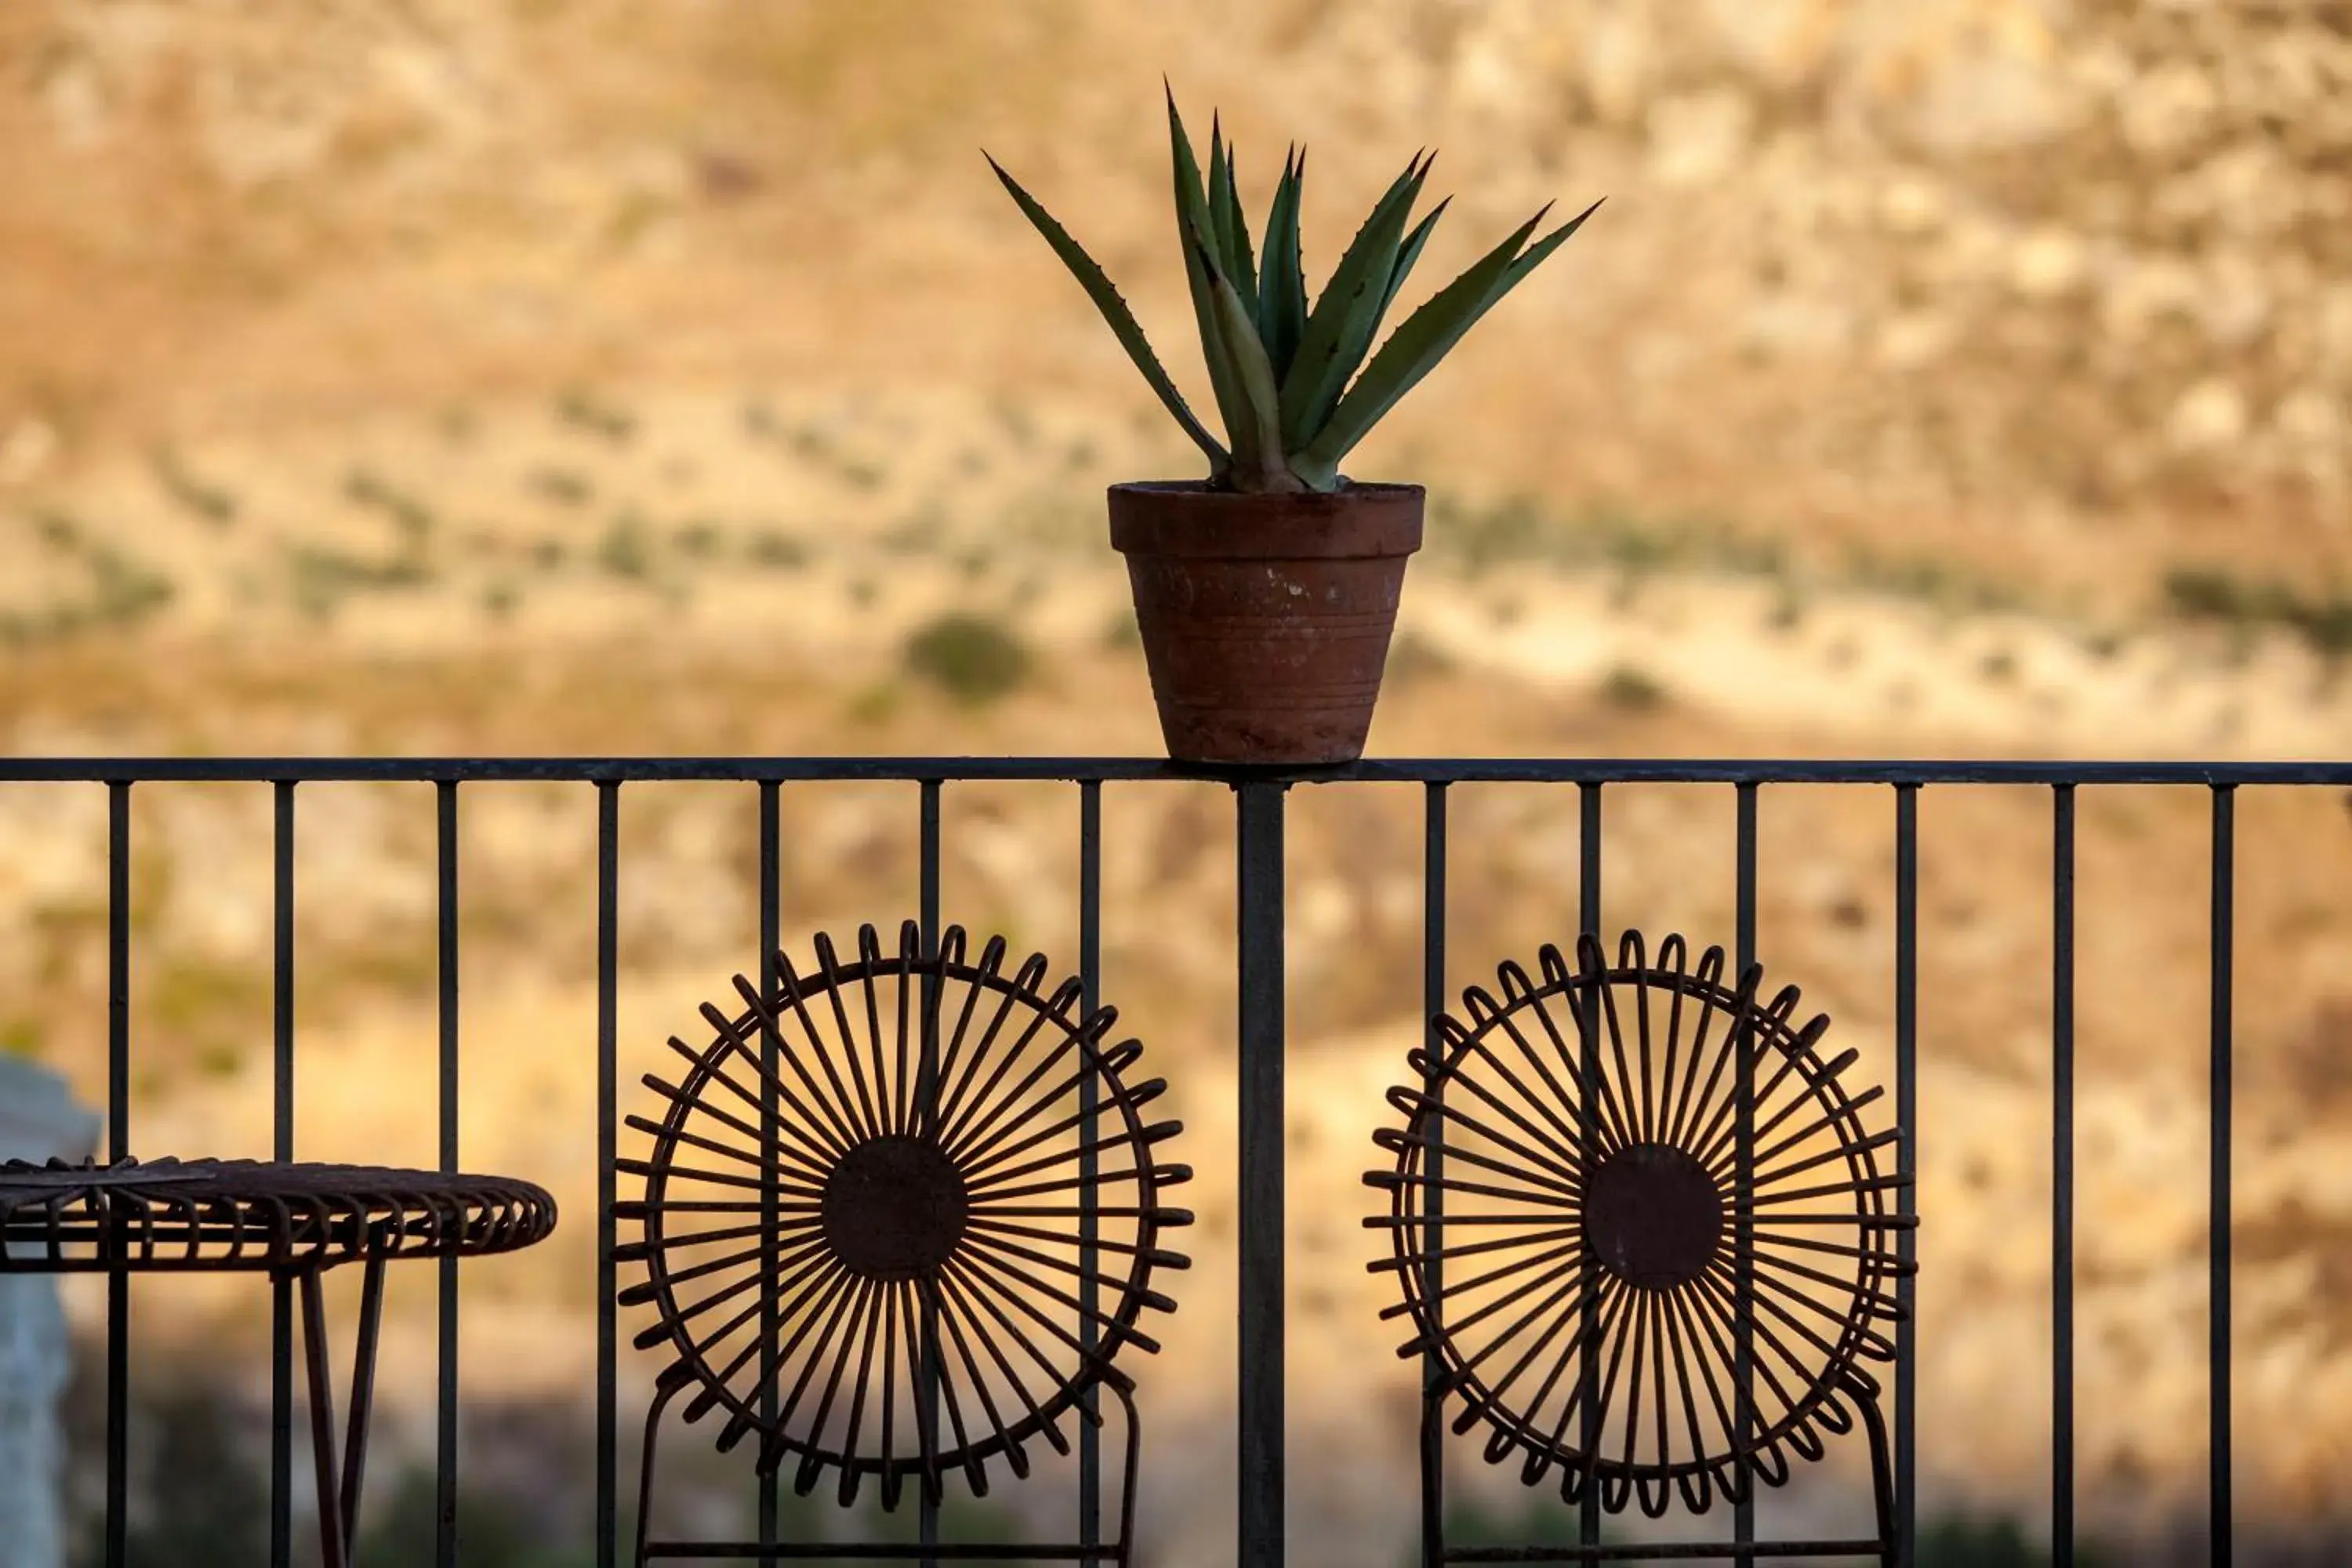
left=107, top=781, right=130, bottom=1156
left=1733, top=782, right=1758, bottom=1566
left=759, top=780, right=782, bottom=1552
left=104, top=779, right=130, bottom=1568
left=2209, top=786, right=2234, bottom=1568
left=597, top=782, right=620, bottom=1568
left=1235, top=782, right=1287, bottom=1568
left=272, top=781, right=297, bottom=1568
left=920, top=776, right=943, bottom=1006
left=436, top=779, right=461, bottom=1568
left=1577, top=781, right=1602, bottom=1551
left=1894, top=785, right=1920, bottom=1568
left=1421, top=782, right=1449, bottom=1568
left=2053, top=785, right=2076, bottom=1568
left=1078, top=781, right=1103, bottom=1552
left=920, top=779, right=942, bottom=1568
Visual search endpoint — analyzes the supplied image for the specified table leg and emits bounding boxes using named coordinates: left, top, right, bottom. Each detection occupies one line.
left=341, top=1254, right=386, bottom=1542
left=296, top=1258, right=388, bottom=1568
left=298, top=1269, right=350, bottom=1568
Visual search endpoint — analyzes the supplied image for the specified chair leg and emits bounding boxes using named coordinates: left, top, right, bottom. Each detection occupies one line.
left=1847, top=1372, right=1898, bottom=1568
left=1419, top=1391, right=1445, bottom=1568
left=1112, top=1383, right=1142, bottom=1568
left=633, top=1381, right=678, bottom=1568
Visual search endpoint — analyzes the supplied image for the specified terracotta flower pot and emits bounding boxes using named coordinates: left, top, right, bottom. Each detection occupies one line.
left=1109, top=481, right=1425, bottom=767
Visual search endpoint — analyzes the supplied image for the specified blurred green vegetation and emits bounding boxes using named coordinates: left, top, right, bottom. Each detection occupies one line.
left=1919, top=1511, right=2116, bottom=1567
left=1598, top=662, right=1667, bottom=712
left=1428, top=492, right=2045, bottom=624
left=356, top=1468, right=596, bottom=1568
left=555, top=387, right=638, bottom=445
left=1, top=508, right=178, bottom=648
left=63, top=1352, right=1043, bottom=1568
left=1399, top=1494, right=2129, bottom=1566
left=2165, top=566, right=2352, bottom=659
left=72, top=1377, right=265, bottom=1568
left=903, top=612, right=1034, bottom=706
left=151, top=446, right=239, bottom=528
left=1401, top=1494, right=1616, bottom=1561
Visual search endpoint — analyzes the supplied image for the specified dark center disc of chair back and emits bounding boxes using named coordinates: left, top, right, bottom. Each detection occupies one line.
left=821, top=1135, right=969, bottom=1282
left=1582, top=1142, right=1722, bottom=1291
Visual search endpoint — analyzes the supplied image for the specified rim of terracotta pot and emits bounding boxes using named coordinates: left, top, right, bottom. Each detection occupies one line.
left=1108, top=480, right=1424, bottom=559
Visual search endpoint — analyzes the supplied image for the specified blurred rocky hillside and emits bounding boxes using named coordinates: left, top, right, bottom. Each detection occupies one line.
left=2, top=1, right=2349, bottom=602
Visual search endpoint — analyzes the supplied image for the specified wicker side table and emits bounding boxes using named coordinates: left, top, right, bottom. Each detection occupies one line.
left=0, top=1156, right=557, bottom=1568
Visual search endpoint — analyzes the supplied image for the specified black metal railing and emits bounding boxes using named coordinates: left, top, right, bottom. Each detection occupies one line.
left=9, top=753, right=2348, bottom=1567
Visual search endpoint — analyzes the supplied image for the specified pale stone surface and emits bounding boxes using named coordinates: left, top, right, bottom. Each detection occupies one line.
left=1646, top=87, right=1755, bottom=187
left=2008, top=227, right=2089, bottom=300
left=0, top=1059, right=101, bottom=1568
left=2168, top=377, right=2249, bottom=453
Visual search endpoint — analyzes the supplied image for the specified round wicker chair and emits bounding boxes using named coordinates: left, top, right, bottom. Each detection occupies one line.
left=618, top=921, right=1192, bottom=1565
left=1367, top=931, right=1913, bottom=1561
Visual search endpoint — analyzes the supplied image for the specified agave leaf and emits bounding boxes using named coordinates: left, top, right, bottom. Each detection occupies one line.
left=986, top=152, right=1229, bottom=470
left=1276, top=151, right=1432, bottom=452
left=1258, top=146, right=1308, bottom=379
left=1167, top=89, right=1255, bottom=463
left=1207, top=115, right=1236, bottom=285
left=1294, top=197, right=1602, bottom=486
left=1492, top=195, right=1604, bottom=297
left=1192, top=227, right=1292, bottom=491
left=1212, top=138, right=1258, bottom=306
left=1195, top=263, right=1261, bottom=476
left=1377, top=196, right=1450, bottom=326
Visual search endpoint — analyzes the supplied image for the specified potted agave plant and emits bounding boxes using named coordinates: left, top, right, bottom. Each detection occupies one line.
left=989, top=89, right=1599, bottom=765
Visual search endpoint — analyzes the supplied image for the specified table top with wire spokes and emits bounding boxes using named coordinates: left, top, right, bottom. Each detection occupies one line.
left=0, top=1156, right=557, bottom=1274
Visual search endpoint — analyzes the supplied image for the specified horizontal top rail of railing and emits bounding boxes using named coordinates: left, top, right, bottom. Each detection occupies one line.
left=1, top=755, right=2350, bottom=786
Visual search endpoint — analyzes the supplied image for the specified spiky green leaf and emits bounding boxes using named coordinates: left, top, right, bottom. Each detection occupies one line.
left=1377, top=196, right=1450, bottom=325
left=1207, top=129, right=1258, bottom=308
left=1192, top=227, right=1293, bottom=491
left=1276, top=151, right=1432, bottom=452
left=1167, top=89, right=1255, bottom=464
left=986, top=152, right=1229, bottom=472
left=1257, top=147, right=1308, bottom=379
left=1483, top=197, right=1602, bottom=302
left=1300, top=203, right=1549, bottom=475
left=1194, top=267, right=1261, bottom=473
left=1206, top=117, right=1236, bottom=284
left=1295, top=197, right=1602, bottom=487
